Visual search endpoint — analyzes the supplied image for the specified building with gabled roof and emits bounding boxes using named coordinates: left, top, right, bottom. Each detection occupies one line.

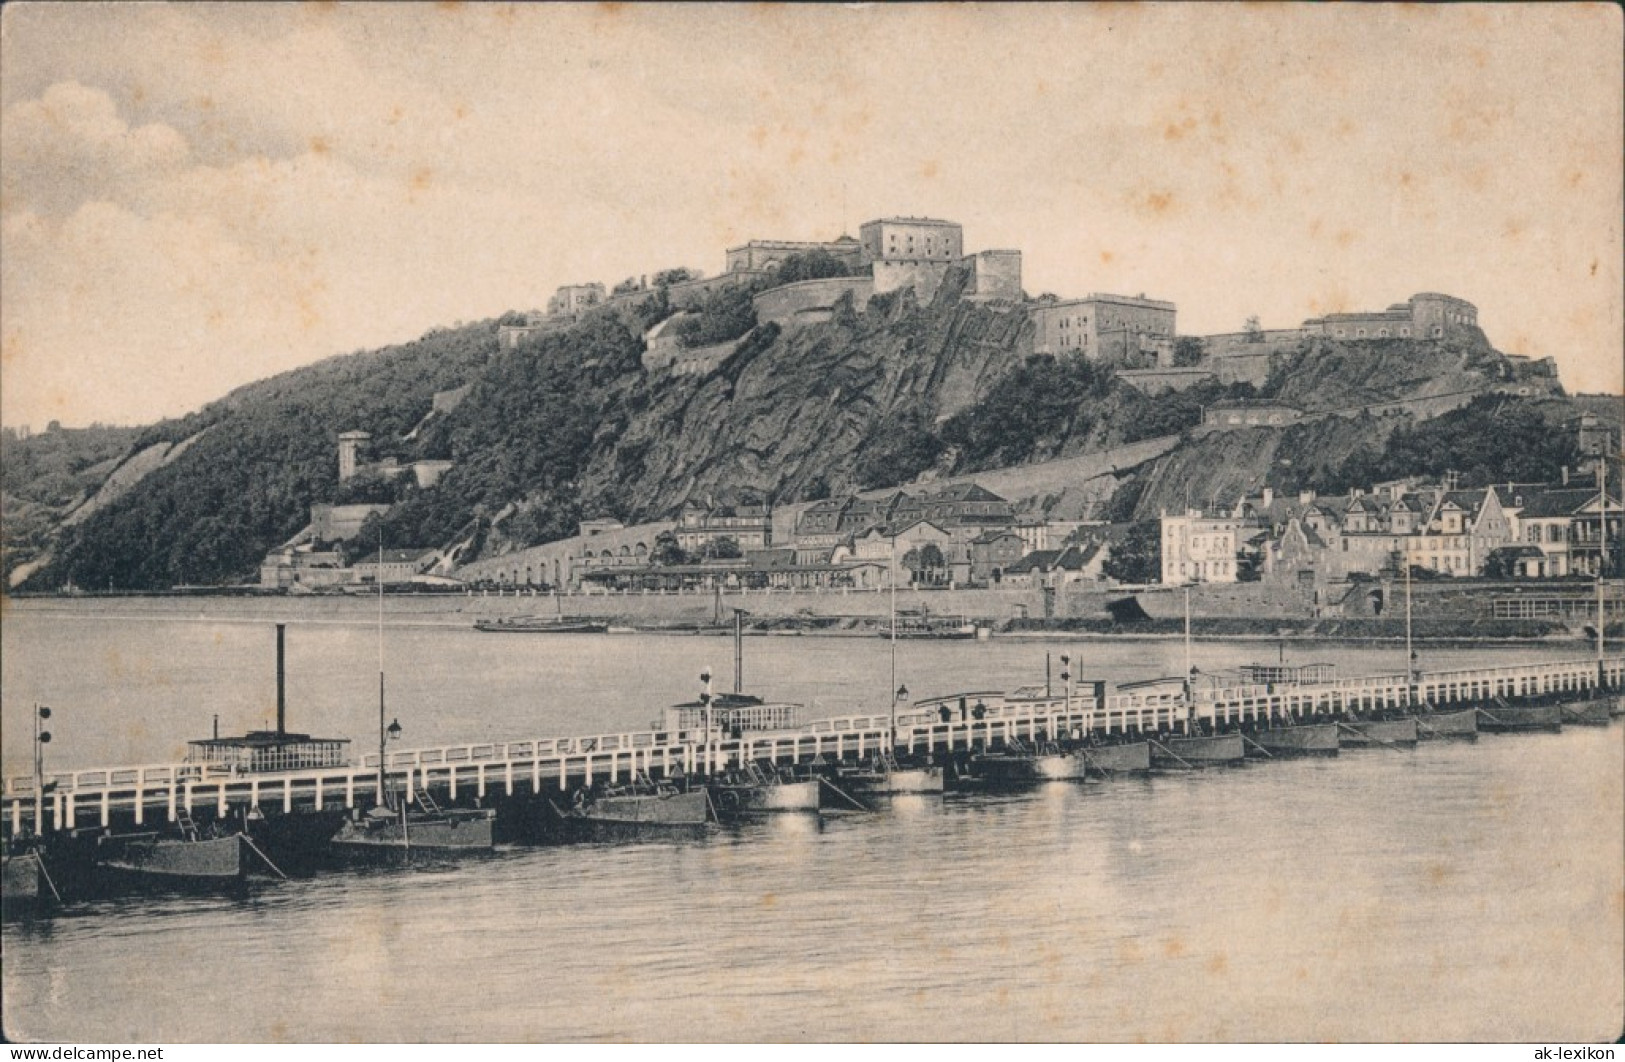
left=969, top=530, right=1026, bottom=585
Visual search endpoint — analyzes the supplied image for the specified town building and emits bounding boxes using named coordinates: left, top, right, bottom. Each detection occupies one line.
left=1030, top=294, right=1177, bottom=363
left=582, top=557, right=890, bottom=593
left=1301, top=292, right=1479, bottom=342
left=675, top=501, right=773, bottom=555
left=842, top=519, right=954, bottom=586
left=1254, top=473, right=1620, bottom=583
left=1000, top=543, right=1104, bottom=588
left=794, top=483, right=1019, bottom=583
left=790, top=497, right=851, bottom=565
left=969, top=530, right=1026, bottom=584
left=352, top=548, right=439, bottom=585
left=1505, top=485, right=1600, bottom=578
left=1160, top=510, right=1241, bottom=584
left=547, top=283, right=607, bottom=317
left=259, top=545, right=350, bottom=590
left=860, top=217, right=964, bottom=301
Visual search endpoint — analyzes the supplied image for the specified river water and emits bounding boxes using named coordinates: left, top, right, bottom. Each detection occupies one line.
left=2, top=601, right=1621, bottom=1042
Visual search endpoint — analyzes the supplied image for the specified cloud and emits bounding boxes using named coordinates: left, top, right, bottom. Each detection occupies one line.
left=1, top=198, right=334, bottom=427
left=1, top=81, right=189, bottom=215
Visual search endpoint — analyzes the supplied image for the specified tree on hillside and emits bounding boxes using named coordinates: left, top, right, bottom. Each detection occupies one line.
left=1243, top=315, right=1263, bottom=341
left=1172, top=337, right=1205, bottom=367
left=332, top=470, right=398, bottom=506
left=654, top=268, right=700, bottom=287
left=671, top=286, right=758, bottom=349
left=1324, top=396, right=1579, bottom=494
left=856, top=410, right=944, bottom=489
left=775, top=251, right=850, bottom=284
left=702, top=535, right=742, bottom=560
left=939, top=355, right=1115, bottom=470
left=651, top=530, right=688, bottom=566
left=1235, top=543, right=1263, bottom=582
left=612, top=277, right=642, bottom=296
left=1102, top=521, right=1161, bottom=584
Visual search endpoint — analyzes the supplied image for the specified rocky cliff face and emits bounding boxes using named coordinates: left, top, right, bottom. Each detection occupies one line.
left=1266, top=334, right=1550, bottom=411
left=570, top=288, right=1034, bottom=522
left=1122, top=416, right=1401, bottom=521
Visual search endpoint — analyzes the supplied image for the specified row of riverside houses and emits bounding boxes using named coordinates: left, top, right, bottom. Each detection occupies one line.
left=1162, top=469, right=1622, bottom=588
left=578, top=483, right=1117, bottom=593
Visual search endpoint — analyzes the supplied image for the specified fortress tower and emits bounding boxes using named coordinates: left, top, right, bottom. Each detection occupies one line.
left=337, top=430, right=371, bottom=483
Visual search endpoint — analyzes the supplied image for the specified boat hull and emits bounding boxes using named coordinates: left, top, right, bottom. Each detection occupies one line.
left=1340, top=718, right=1420, bottom=748
left=331, top=810, right=496, bottom=853
left=1248, top=724, right=1340, bottom=757
left=1078, top=742, right=1152, bottom=774
left=1152, top=733, right=1246, bottom=767
left=711, top=779, right=821, bottom=813
left=967, top=753, right=1046, bottom=785
left=1560, top=696, right=1613, bottom=726
left=842, top=767, right=947, bottom=794
left=555, top=790, right=713, bottom=840
left=474, top=622, right=607, bottom=634
left=1415, top=708, right=1480, bottom=740
left=2, top=853, right=42, bottom=905
left=587, top=789, right=711, bottom=825
left=1478, top=703, right=1563, bottom=733
left=99, top=834, right=246, bottom=881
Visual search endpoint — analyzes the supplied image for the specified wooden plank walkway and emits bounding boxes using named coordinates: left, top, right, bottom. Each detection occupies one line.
left=7, top=654, right=1620, bottom=836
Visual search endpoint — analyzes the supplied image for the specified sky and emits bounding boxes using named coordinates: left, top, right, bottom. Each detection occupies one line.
left=2, top=2, right=1621, bottom=429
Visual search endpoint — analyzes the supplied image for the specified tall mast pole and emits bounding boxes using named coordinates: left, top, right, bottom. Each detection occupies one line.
left=1599, top=458, right=1608, bottom=686
left=377, top=533, right=386, bottom=806
left=733, top=608, right=743, bottom=695
left=1183, top=585, right=1194, bottom=729
left=33, top=704, right=44, bottom=835
left=889, top=536, right=898, bottom=740
left=1405, top=548, right=1414, bottom=704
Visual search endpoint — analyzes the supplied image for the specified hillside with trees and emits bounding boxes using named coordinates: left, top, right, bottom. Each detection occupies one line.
left=12, top=266, right=1580, bottom=591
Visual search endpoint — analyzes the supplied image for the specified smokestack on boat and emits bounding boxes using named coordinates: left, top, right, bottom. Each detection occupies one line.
left=276, top=623, right=287, bottom=737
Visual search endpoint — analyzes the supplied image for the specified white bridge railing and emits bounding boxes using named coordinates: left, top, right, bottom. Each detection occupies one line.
left=7, top=655, right=1620, bottom=835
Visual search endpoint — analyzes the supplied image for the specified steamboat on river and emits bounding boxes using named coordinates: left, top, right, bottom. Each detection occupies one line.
left=3, top=623, right=1621, bottom=909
